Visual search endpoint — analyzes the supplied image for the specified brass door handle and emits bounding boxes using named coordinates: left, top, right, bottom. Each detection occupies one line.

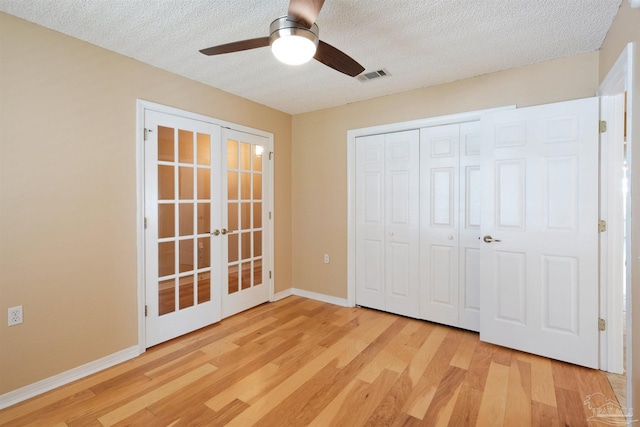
left=211, top=229, right=220, bottom=236
left=221, top=228, right=237, bottom=235
left=483, top=235, right=501, bottom=243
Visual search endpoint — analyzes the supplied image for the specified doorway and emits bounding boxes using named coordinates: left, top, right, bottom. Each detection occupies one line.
left=137, top=101, right=274, bottom=349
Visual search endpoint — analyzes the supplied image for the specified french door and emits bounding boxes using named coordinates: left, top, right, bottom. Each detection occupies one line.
left=144, top=110, right=273, bottom=347
left=221, top=129, right=270, bottom=318
left=480, top=97, right=600, bottom=368
left=144, top=110, right=222, bottom=347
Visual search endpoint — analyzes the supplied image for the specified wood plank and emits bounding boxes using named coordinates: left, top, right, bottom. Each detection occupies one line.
left=0, top=297, right=618, bottom=427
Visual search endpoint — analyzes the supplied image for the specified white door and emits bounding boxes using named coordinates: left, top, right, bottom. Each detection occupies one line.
left=145, top=110, right=222, bottom=347
left=221, top=129, right=271, bottom=318
left=480, top=97, right=599, bottom=368
left=420, top=122, right=482, bottom=331
left=355, top=130, right=420, bottom=318
left=420, top=123, right=460, bottom=326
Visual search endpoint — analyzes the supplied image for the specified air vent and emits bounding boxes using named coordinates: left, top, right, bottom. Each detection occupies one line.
left=357, top=68, right=391, bottom=82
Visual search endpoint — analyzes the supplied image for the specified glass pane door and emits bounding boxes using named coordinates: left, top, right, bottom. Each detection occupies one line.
left=145, top=110, right=221, bottom=347
left=222, top=129, right=270, bottom=317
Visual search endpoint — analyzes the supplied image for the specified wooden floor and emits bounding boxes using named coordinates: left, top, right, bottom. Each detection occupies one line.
left=0, top=296, right=619, bottom=426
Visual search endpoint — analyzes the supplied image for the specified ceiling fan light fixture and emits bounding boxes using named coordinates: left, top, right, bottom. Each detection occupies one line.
left=270, top=16, right=319, bottom=65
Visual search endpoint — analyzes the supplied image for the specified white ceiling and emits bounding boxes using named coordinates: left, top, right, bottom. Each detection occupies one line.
left=1, top=0, right=622, bottom=115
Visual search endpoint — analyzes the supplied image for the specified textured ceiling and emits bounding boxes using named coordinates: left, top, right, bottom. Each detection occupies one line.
left=0, top=0, right=622, bottom=114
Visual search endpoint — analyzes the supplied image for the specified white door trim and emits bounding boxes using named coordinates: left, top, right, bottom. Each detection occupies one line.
left=597, top=42, right=635, bottom=402
left=347, top=106, right=515, bottom=307
left=136, top=100, right=274, bottom=351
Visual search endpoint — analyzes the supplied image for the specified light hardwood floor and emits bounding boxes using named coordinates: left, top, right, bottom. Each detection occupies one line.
left=0, top=296, right=619, bottom=426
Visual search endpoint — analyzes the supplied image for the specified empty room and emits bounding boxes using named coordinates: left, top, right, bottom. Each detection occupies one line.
left=1, top=1, right=639, bottom=425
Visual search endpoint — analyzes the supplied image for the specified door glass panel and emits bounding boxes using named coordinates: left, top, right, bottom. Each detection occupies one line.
left=228, top=172, right=239, bottom=201
left=253, top=146, right=263, bottom=172
left=158, top=166, right=174, bottom=200
left=198, top=237, right=210, bottom=269
left=253, top=174, right=262, bottom=200
left=158, top=126, right=174, bottom=162
left=228, top=265, right=239, bottom=294
left=198, top=272, right=211, bottom=304
left=228, top=203, right=238, bottom=232
left=179, top=239, right=194, bottom=273
left=179, top=203, right=194, bottom=236
left=228, top=140, right=238, bottom=169
left=158, top=278, right=175, bottom=315
left=226, top=138, right=265, bottom=295
left=198, top=169, right=210, bottom=200
left=253, top=203, right=262, bottom=228
left=179, top=167, right=194, bottom=199
left=151, top=120, right=217, bottom=331
left=197, top=133, right=211, bottom=166
left=241, top=232, right=251, bottom=260
left=241, top=262, right=251, bottom=290
left=178, top=129, right=194, bottom=164
left=228, top=233, right=239, bottom=263
left=178, top=275, right=194, bottom=309
left=241, top=173, right=250, bottom=200
left=158, top=204, right=175, bottom=238
left=241, top=202, right=251, bottom=230
left=240, top=142, right=251, bottom=170
left=198, top=203, right=210, bottom=234
left=158, top=241, right=175, bottom=276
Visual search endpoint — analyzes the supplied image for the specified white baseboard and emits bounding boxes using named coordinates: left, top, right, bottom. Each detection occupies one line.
left=0, top=345, right=141, bottom=410
left=272, top=288, right=294, bottom=301
left=291, top=288, right=351, bottom=307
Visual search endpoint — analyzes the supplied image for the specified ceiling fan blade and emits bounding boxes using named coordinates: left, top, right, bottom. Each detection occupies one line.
left=314, top=40, right=364, bottom=77
left=200, top=37, right=270, bottom=56
left=288, top=0, right=325, bottom=28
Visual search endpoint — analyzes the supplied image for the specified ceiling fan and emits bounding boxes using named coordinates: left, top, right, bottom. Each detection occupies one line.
left=199, top=0, right=365, bottom=77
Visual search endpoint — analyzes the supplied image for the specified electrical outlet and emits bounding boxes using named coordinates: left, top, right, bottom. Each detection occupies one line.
left=324, top=253, right=330, bottom=264
left=8, top=306, right=23, bottom=326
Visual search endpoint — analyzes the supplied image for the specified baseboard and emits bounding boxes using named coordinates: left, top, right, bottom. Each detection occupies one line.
left=272, top=288, right=294, bottom=301
left=291, top=288, right=351, bottom=307
left=0, top=345, right=141, bottom=410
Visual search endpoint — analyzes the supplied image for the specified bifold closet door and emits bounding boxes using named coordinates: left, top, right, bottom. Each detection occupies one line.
left=420, top=121, right=481, bottom=331
left=355, top=130, right=420, bottom=318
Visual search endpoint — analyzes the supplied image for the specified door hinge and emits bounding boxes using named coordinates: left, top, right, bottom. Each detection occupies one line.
left=145, top=305, right=148, bottom=317
left=269, top=211, right=272, bottom=220
left=598, top=318, right=606, bottom=331
left=269, top=271, right=272, bottom=279
left=269, top=152, right=273, bottom=160
left=144, top=217, right=148, bottom=229
left=599, top=120, right=607, bottom=133
left=598, top=219, right=607, bottom=233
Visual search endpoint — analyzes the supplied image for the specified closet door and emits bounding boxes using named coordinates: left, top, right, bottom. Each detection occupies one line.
left=355, top=130, right=420, bottom=318
left=420, top=124, right=460, bottom=325
left=458, top=122, right=482, bottom=331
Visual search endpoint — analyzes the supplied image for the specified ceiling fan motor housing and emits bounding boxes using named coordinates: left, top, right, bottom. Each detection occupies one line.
left=269, top=16, right=319, bottom=47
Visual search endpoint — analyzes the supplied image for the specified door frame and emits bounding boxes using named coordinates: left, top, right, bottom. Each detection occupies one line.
left=136, top=100, right=275, bottom=352
left=597, top=42, right=635, bottom=398
left=347, top=105, right=515, bottom=309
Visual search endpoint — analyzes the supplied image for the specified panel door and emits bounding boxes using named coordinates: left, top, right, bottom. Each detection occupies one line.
left=355, top=134, right=386, bottom=311
left=458, top=121, right=482, bottom=331
left=420, top=124, right=460, bottom=325
left=480, top=97, right=599, bottom=368
left=355, top=130, right=420, bottom=318
left=222, top=129, right=270, bottom=318
left=144, top=110, right=222, bottom=347
left=384, top=131, right=420, bottom=318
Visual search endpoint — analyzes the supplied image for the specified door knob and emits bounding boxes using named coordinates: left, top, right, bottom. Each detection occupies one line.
left=221, top=228, right=237, bottom=235
left=483, top=235, right=501, bottom=243
left=211, top=229, right=220, bottom=236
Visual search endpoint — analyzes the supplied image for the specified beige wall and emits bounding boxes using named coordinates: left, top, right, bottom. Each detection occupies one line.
left=599, top=0, right=640, bottom=418
left=291, top=52, right=599, bottom=299
left=0, top=12, right=292, bottom=394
